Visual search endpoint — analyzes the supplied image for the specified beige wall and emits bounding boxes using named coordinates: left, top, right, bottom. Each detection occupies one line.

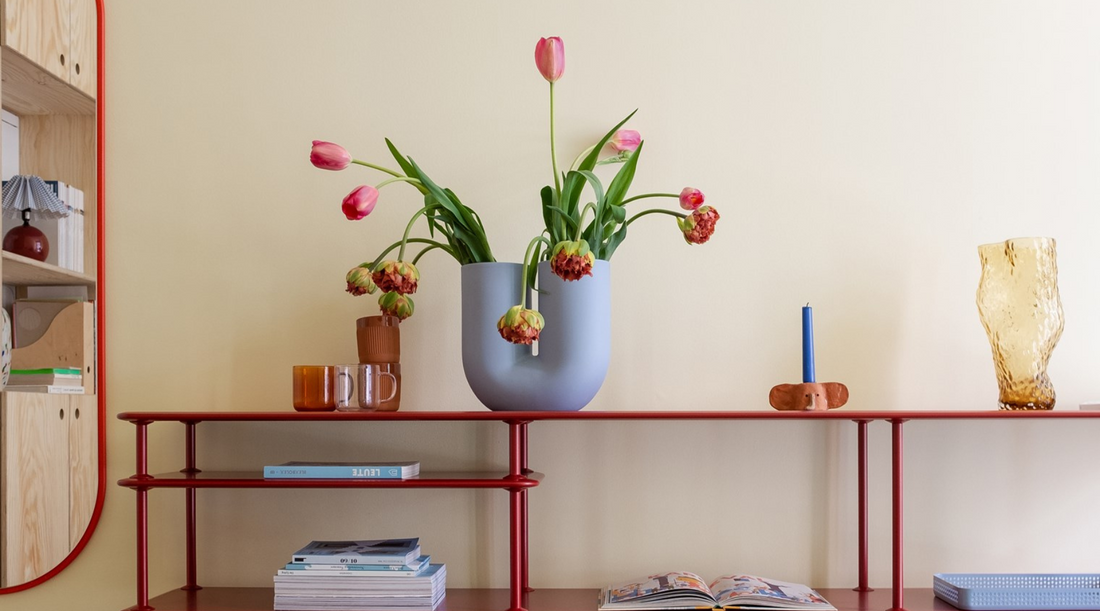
left=10, top=1, right=1100, bottom=609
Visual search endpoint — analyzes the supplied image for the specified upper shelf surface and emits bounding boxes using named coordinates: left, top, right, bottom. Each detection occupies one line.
left=117, top=409, right=1100, bottom=423
left=1, top=45, right=96, bottom=116
left=2, top=251, right=96, bottom=286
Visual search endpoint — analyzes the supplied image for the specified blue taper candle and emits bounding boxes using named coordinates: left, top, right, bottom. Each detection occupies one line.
left=802, top=304, right=816, bottom=383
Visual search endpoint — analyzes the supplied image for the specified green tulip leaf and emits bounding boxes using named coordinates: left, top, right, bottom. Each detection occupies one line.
left=610, top=204, right=627, bottom=224
left=605, top=140, right=643, bottom=208
left=604, top=223, right=629, bottom=259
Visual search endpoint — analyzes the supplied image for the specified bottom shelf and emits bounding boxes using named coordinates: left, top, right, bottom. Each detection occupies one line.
left=129, top=587, right=958, bottom=611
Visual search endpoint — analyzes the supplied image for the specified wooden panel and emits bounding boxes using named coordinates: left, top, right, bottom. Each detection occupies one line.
left=1, top=251, right=95, bottom=287
left=67, top=394, right=94, bottom=547
left=66, top=0, right=94, bottom=99
left=18, top=114, right=96, bottom=279
left=1, top=43, right=95, bottom=116
left=2, top=0, right=69, bottom=84
left=0, top=392, right=69, bottom=587
left=10, top=302, right=95, bottom=393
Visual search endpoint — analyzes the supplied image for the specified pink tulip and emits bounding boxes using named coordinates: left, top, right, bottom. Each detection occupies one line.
left=534, top=37, right=565, bottom=83
left=311, top=140, right=351, bottom=171
left=679, top=187, right=705, bottom=211
left=609, top=130, right=641, bottom=153
left=342, top=185, right=378, bottom=220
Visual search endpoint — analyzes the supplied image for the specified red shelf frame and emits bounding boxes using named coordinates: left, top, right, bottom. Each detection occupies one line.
left=119, top=410, right=1100, bottom=611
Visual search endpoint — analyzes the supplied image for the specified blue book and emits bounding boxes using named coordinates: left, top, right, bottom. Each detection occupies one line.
left=280, top=555, right=430, bottom=576
left=290, top=538, right=421, bottom=566
left=263, top=461, right=419, bottom=480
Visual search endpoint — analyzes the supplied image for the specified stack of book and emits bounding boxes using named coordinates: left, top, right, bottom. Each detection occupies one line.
left=274, top=538, right=445, bottom=611
left=5, top=367, right=83, bottom=394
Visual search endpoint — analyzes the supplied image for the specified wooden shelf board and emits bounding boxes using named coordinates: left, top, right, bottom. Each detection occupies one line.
left=2, top=250, right=95, bottom=286
left=127, top=587, right=954, bottom=611
left=1, top=44, right=96, bottom=116
left=118, top=471, right=543, bottom=490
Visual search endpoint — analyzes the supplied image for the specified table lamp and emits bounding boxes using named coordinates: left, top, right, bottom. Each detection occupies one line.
left=1, top=175, right=68, bottom=262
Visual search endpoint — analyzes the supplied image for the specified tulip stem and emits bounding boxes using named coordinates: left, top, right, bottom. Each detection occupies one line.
left=625, top=208, right=686, bottom=227
left=568, top=145, right=597, bottom=172
left=620, top=192, right=678, bottom=206
left=397, top=205, right=437, bottom=261
left=550, top=82, right=562, bottom=198
left=369, top=237, right=447, bottom=271
left=376, top=176, right=424, bottom=190
left=351, top=159, right=404, bottom=178
left=519, top=236, right=553, bottom=308
left=575, top=203, right=597, bottom=242
left=411, top=243, right=457, bottom=265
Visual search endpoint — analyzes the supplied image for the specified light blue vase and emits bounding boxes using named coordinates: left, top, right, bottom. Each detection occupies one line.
left=461, top=260, right=610, bottom=411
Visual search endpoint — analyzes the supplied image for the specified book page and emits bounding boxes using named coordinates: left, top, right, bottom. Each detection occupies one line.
left=605, top=572, right=714, bottom=604
left=709, top=575, right=834, bottom=609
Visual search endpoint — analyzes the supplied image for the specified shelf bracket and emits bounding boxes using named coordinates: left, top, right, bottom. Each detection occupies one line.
left=888, top=418, right=908, bottom=611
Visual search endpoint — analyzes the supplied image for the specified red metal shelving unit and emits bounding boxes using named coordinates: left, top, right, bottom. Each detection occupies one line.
left=118, top=410, right=1100, bottom=611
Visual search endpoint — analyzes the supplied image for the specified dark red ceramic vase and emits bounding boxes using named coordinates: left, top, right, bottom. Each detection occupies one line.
left=3, top=221, right=49, bottom=261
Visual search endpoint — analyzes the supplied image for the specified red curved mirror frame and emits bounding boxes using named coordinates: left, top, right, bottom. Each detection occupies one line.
left=0, top=0, right=107, bottom=594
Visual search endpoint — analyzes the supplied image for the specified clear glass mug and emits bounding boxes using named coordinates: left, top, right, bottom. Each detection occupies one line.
left=358, top=363, right=400, bottom=411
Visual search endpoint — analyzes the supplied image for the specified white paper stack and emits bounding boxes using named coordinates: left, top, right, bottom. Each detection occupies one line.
left=274, top=564, right=446, bottom=611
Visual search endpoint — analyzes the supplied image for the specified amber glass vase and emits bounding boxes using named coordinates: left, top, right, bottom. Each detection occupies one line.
left=976, top=237, right=1064, bottom=410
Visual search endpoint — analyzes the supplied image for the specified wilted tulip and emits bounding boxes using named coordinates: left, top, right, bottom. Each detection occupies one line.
left=342, top=185, right=379, bottom=220
left=310, top=140, right=351, bottom=171
left=497, top=305, right=545, bottom=345
left=379, top=291, right=415, bottom=320
left=534, top=37, right=565, bottom=83
left=679, top=187, right=705, bottom=211
left=372, top=260, right=420, bottom=294
left=345, top=265, right=377, bottom=296
left=549, top=239, right=595, bottom=281
left=678, top=205, right=720, bottom=245
left=608, top=130, right=641, bottom=153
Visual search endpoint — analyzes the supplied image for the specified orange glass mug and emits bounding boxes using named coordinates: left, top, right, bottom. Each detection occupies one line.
left=292, top=365, right=338, bottom=411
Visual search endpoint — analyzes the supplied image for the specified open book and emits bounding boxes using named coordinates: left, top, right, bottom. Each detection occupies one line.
left=599, top=573, right=836, bottom=610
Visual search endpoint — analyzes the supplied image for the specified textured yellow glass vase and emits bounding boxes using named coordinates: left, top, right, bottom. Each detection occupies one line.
left=976, top=237, right=1065, bottom=410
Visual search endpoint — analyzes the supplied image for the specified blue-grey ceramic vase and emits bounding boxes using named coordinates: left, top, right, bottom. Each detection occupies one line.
left=461, top=260, right=610, bottom=411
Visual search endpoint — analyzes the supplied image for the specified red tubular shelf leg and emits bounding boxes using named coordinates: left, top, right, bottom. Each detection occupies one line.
left=134, top=421, right=153, bottom=611
left=182, top=422, right=202, bottom=591
left=507, top=421, right=528, bottom=611
left=520, top=422, right=531, bottom=593
left=855, top=419, right=872, bottom=592
left=889, top=419, right=906, bottom=611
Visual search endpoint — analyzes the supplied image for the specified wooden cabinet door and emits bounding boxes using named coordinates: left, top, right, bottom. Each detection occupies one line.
left=0, top=392, right=70, bottom=588
left=67, top=394, right=95, bottom=547
left=2, top=0, right=70, bottom=85
left=67, top=0, right=95, bottom=98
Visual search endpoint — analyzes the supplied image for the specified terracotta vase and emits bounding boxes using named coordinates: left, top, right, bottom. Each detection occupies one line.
left=976, top=237, right=1064, bottom=410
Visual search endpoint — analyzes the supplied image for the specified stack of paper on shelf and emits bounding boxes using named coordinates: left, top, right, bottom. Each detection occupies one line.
left=274, top=538, right=446, bottom=611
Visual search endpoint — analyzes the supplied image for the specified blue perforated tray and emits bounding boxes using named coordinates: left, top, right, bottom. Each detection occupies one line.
left=934, top=574, right=1100, bottom=610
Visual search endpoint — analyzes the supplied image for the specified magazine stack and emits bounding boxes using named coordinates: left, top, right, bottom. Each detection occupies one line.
left=274, top=538, right=446, bottom=611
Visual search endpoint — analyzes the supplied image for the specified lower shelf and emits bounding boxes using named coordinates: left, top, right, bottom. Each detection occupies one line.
left=129, top=587, right=957, bottom=611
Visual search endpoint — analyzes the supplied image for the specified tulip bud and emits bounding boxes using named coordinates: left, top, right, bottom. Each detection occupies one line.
left=379, top=291, right=415, bottom=321
left=608, top=130, right=641, bottom=153
left=310, top=140, right=352, bottom=171
left=549, top=239, right=596, bottom=281
left=372, top=260, right=420, bottom=294
left=342, top=185, right=379, bottom=220
left=679, top=187, right=705, bottom=211
left=345, top=265, right=377, bottom=296
left=534, top=37, right=565, bottom=83
left=678, top=205, right=720, bottom=245
left=497, top=305, right=545, bottom=345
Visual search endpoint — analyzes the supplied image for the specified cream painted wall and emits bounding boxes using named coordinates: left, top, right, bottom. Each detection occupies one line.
left=8, top=1, right=1100, bottom=609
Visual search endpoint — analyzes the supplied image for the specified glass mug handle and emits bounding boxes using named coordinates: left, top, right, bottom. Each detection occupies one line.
left=377, top=372, right=398, bottom=403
